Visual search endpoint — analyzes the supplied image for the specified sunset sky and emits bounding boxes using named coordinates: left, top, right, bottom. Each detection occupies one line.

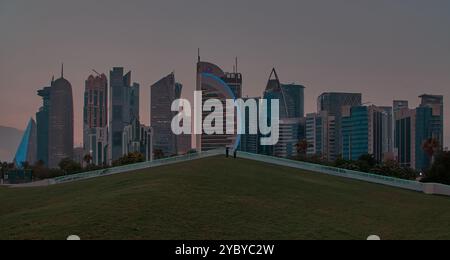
left=1, top=0, right=449, bottom=147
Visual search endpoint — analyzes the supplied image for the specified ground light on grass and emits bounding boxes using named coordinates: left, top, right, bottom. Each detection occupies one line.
left=0, top=156, right=450, bottom=240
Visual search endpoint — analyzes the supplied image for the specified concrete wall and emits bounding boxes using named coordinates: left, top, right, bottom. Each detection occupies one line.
left=237, top=151, right=450, bottom=197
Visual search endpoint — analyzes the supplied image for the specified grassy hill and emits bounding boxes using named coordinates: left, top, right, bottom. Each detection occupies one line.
left=1, top=156, right=450, bottom=240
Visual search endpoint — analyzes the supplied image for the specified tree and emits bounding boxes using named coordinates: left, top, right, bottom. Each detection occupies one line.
left=31, top=160, right=65, bottom=180
left=58, top=158, right=82, bottom=175
left=153, top=149, right=165, bottom=160
left=295, top=139, right=308, bottom=157
left=187, top=149, right=198, bottom=154
left=357, top=154, right=377, bottom=172
left=422, top=138, right=441, bottom=166
left=112, top=152, right=145, bottom=167
left=83, top=154, right=93, bottom=167
left=422, top=151, right=450, bottom=185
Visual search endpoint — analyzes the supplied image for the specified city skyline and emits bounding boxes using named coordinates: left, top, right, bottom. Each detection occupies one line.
left=1, top=0, right=449, bottom=147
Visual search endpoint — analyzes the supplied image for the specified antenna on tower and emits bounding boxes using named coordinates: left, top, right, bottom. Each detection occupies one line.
left=198, top=48, right=201, bottom=63
left=235, top=57, right=238, bottom=73
left=61, top=63, right=64, bottom=78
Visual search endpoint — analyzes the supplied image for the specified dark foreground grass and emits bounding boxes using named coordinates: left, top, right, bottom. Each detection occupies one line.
left=0, top=156, right=449, bottom=240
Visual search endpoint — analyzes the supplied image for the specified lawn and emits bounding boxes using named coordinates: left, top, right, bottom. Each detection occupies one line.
left=0, top=156, right=449, bottom=240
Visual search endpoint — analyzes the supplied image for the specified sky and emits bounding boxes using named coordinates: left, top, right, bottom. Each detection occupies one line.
left=1, top=0, right=449, bottom=148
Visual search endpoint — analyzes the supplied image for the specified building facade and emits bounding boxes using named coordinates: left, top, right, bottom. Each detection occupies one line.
left=342, top=105, right=388, bottom=162
left=318, top=92, right=362, bottom=159
left=306, top=112, right=336, bottom=161
left=83, top=73, right=108, bottom=165
left=273, top=118, right=303, bottom=158
left=36, top=69, right=74, bottom=169
left=36, top=86, right=50, bottom=166
left=150, top=73, right=182, bottom=157
left=415, top=94, right=444, bottom=171
left=261, top=69, right=305, bottom=157
left=238, top=97, right=260, bottom=154
left=109, top=67, right=140, bottom=163
left=122, top=119, right=153, bottom=162
left=395, top=108, right=416, bottom=168
left=196, top=58, right=242, bottom=152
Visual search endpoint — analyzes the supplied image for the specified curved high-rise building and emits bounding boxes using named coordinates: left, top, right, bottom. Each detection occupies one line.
left=36, top=67, right=74, bottom=168
left=261, top=68, right=305, bottom=157
left=196, top=58, right=242, bottom=152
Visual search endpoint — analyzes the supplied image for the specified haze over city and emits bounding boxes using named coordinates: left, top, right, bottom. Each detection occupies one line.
left=1, top=0, right=449, bottom=147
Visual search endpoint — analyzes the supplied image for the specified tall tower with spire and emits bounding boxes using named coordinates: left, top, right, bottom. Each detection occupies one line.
left=36, top=67, right=74, bottom=168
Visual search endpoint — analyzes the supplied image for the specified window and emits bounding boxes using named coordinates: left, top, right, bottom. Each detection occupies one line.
left=113, top=132, right=122, bottom=146
left=94, top=91, right=98, bottom=106
left=113, top=105, right=122, bottom=121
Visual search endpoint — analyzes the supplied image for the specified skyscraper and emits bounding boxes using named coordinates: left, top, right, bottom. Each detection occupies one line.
left=342, top=105, right=388, bottom=162
left=393, top=100, right=409, bottom=113
left=109, top=67, right=140, bottom=163
left=150, top=73, right=182, bottom=157
left=261, top=69, right=305, bottom=157
left=415, top=94, right=444, bottom=171
left=83, top=73, right=108, bottom=165
left=36, top=66, right=74, bottom=168
left=263, top=69, right=305, bottom=119
left=318, top=92, right=362, bottom=159
left=123, top=119, right=153, bottom=162
left=395, top=108, right=416, bottom=168
left=196, top=57, right=242, bottom=152
left=36, top=86, right=50, bottom=166
left=238, top=97, right=260, bottom=154
left=379, top=106, right=394, bottom=154
left=13, top=119, right=37, bottom=168
left=306, top=112, right=336, bottom=161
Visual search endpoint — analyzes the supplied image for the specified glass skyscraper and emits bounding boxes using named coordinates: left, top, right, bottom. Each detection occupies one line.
left=395, top=108, right=416, bottom=168
left=342, top=105, right=388, bottom=162
left=415, top=94, right=444, bottom=171
left=261, top=69, right=305, bottom=157
left=151, top=73, right=182, bottom=157
left=109, top=67, right=140, bottom=163
left=318, top=92, right=362, bottom=159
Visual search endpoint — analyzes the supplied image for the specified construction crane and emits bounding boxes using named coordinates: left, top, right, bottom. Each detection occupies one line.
left=92, top=69, right=101, bottom=76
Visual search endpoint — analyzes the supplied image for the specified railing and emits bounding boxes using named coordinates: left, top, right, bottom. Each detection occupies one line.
left=51, top=149, right=225, bottom=185
left=236, top=151, right=425, bottom=192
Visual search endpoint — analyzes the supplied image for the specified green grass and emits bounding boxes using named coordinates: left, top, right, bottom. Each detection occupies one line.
left=1, top=156, right=450, bottom=240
